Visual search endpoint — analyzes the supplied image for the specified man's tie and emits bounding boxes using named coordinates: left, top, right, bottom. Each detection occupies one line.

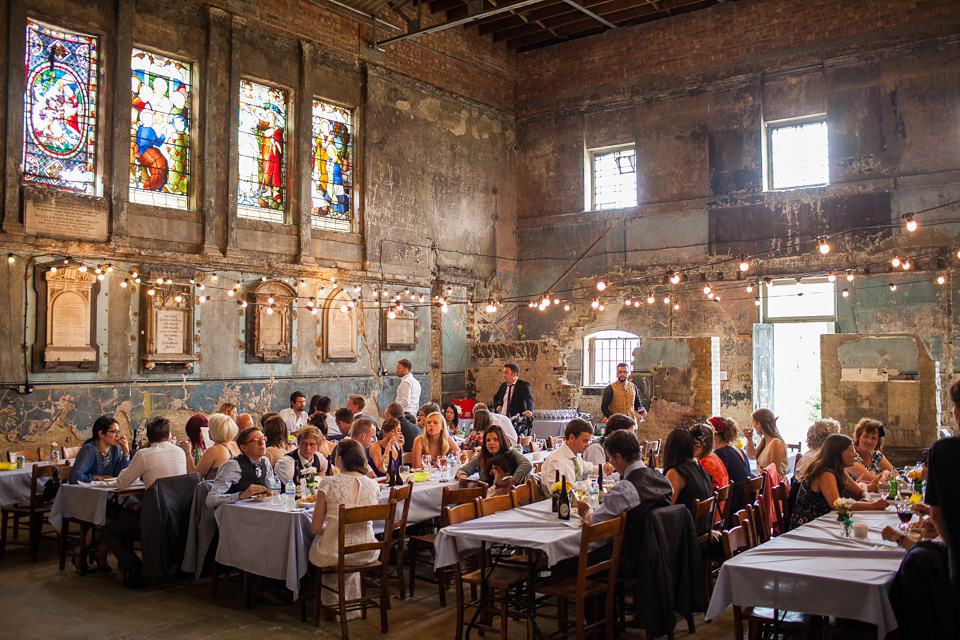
left=503, top=384, right=514, bottom=416
left=572, top=456, right=581, bottom=481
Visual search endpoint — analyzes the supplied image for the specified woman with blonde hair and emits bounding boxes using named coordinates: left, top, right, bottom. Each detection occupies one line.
left=186, top=413, right=240, bottom=479
left=794, top=418, right=840, bottom=478
left=217, top=403, right=238, bottom=422
left=412, top=411, right=460, bottom=468
left=850, top=418, right=894, bottom=480
left=745, top=408, right=788, bottom=479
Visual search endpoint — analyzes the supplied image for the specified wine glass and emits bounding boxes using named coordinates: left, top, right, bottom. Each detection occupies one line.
left=399, top=465, right=411, bottom=483
left=895, top=500, right=913, bottom=530
left=878, top=480, right=890, bottom=500
left=421, top=454, right=432, bottom=470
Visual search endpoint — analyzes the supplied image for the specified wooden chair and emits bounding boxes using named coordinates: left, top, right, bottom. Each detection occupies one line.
left=787, top=442, right=802, bottom=454
left=533, top=513, right=626, bottom=640
left=513, top=478, right=534, bottom=506
left=744, top=474, right=765, bottom=504
left=1, top=462, right=69, bottom=562
left=735, top=508, right=758, bottom=549
left=518, top=436, right=533, bottom=450
left=533, top=460, right=544, bottom=473
left=385, top=482, right=413, bottom=600
left=61, top=446, right=81, bottom=462
left=408, top=484, right=488, bottom=604
left=547, top=436, right=564, bottom=449
left=692, top=496, right=716, bottom=624
left=313, top=500, right=397, bottom=639
left=714, top=481, right=733, bottom=530
left=6, top=448, right=42, bottom=463
left=477, top=492, right=517, bottom=517
left=749, top=502, right=771, bottom=545
left=771, top=483, right=791, bottom=536
left=401, top=452, right=414, bottom=465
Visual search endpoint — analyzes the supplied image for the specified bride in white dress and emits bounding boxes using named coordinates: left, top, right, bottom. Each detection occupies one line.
left=309, top=438, right=381, bottom=614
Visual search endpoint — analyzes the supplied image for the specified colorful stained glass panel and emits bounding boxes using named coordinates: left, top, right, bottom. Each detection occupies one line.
left=237, top=79, right=286, bottom=223
left=311, top=100, right=352, bottom=232
left=129, top=49, right=191, bottom=209
left=22, top=20, right=99, bottom=194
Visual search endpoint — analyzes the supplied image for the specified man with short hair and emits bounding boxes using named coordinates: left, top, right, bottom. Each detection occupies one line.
left=348, top=418, right=380, bottom=478
left=278, top=391, right=309, bottom=432
left=541, top=418, right=610, bottom=496
left=334, top=407, right=355, bottom=436
left=492, top=362, right=534, bottom=418
left=384, top=402, right=421, bottom=452
left=395, top=358, right=422, bottom=415
left=601, top=363, right=646, bottom=423
left=236, top=413, right=254, bottom=430
left=206, top=426, right=277, bottom=508
left=103, top=417, right=188, bottom=587
left=347, top=394, right=378, bottom=424
left=474, top=402, right=518, bottom=446
left=274, top=426, right=329, bottom=485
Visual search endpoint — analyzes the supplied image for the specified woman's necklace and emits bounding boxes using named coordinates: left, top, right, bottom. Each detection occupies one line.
left=96, top=442, right=113, bottom=468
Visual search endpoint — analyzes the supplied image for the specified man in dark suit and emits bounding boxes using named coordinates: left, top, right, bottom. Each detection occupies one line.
left=492, top=362, right=534, bottom=418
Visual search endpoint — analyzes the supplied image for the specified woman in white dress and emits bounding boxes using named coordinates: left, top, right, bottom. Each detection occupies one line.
left=309, top=438, right=381, bottom=616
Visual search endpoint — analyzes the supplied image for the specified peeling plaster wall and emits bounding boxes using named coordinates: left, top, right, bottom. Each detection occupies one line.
left=467, top=341, right=576, bottom=411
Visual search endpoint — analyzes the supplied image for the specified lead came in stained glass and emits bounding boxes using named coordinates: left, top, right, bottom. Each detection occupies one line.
left=311, top=100, right=352, bottom=232
left=237, top=80, right=286, bottom=223
left=22, top=19, right=99, bottom=194
left=130, top=49, right=191, bottom=209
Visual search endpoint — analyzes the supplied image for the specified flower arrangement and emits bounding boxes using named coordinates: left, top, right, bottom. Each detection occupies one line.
left=552, top=480, right=572, bottom=494
left=835, top=497, right=855, bottom=537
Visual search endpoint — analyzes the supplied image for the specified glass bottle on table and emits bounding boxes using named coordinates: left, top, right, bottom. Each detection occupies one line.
left=558, top=474, right=571, bottom=520
left=552, top=470, right=560, bottom=512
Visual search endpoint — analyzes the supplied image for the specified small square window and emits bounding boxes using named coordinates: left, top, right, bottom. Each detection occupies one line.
left=590, top=147, right=637, bottom=211
left=766, top=118, right=828, bottom=190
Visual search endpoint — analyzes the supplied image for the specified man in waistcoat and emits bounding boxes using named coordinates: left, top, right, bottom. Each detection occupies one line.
left=274, top=426, right=329, bottom=485
left=206, top=426, right=277, bottom=508
left=601, top=363, right=646, bottom=423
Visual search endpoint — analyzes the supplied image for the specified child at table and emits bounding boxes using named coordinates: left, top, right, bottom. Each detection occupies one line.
left=486, top=453, right=517, bottom=498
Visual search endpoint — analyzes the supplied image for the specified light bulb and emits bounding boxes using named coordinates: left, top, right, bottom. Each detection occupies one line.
left=842, top=288, right=850, bottom=297
left=827, top=271, right=836, bottom=282
left=846, top=270, right=855, bottom=281
left=397, top=303, right=404, bottom=312
left=591, top=298, right=600, bottom=309
left=387, top=309, right=397, bottom=320
left=818, top=237, right=830, bottom=255
left=211, top=273, right=218, bottom=281
left=669, top=272, right=680, bottom=285
left=702, top=285, right=711, bottom=295
left=553, top=298, right=560, bottom=305
left=739, top=257, right=750, bottom=272
left=147, top=287, right=155, bottom=296
left=746, top=283, right=754, bottom=293
left=905, top=215, right=918, bottom=232
left=891, top=256, right=901, bottom=268
left=165, top=278, right=172, bottom=285
left=156, top=277, right=164, bottom=284
left=647, top=292, right=655, bottom=304
left=563, top=304, right=570, bottom=312
left=623, top=298, right=632, bottom=306
left=307, top=297, right=315, bottom=307
left=78, top=265, right=87, bottom=272
left=889, top=283, right=897, bottom=291
left=707, top=292, right=715, bottom=299
left=120, top=279, right=128, bottom=288
left=663, top=296, right=670, bottom=305
left=598, top=304, right=605, bottom=311
left=96, top=273, right=104, bottom=281
left=347, top=300, right=356, bottom=309
left=241, top=300, right=248, bottom=308
left=49, top=266, right=57, bottom=273
left=441, top=304, right=449, bottom=314
left=228, top=288, right=236, bottom=297
left=267, top=296, right=275, bottom=304
left=764, top=278, right=773, bottom=287
left=130, top=271, right=139, bottom=279
left=754, top=297, right=761, bottom=306
left=673, top=303, right=680, bottom=311
left=310, top=308, right=318, bottom=315
left=633, top=301, right=641, bottom=308
left=174, top=294, right=183, bottom=303
left=266, top=305, right=273, bottom=314
left=354, top=284, right=362, bottom=293
left=902, top=260, right=911, bottom=271
left=937, top=275, right=946, bottom=285
left=596, top=281, right=606, bottom=292
left=340, top=304, right=349, bottom=313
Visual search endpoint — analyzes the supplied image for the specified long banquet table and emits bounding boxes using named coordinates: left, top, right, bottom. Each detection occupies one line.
left=0, top=463, right=38, bottom=506
left=706, top=510, right=907, bottom=637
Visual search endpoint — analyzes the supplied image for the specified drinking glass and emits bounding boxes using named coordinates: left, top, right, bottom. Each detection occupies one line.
left=878, top=480, right=890, bottom=499
left=896, top=500, right=913, bottom=530
left=399, top=464, right=411, bottom=483
left=422, top=455, right=432, bottom=470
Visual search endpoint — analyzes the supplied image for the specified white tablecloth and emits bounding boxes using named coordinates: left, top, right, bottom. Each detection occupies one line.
left=531, top=420, right=568, bottom=438
left=48, top=482, right=143, bottom=532
left=707, top=510, right=906, bottom=637
left=382, top=479, right=447, bottom=526
left=434, top=500, right=582, bottom=569
left=0, top=464, right=36, bottom=506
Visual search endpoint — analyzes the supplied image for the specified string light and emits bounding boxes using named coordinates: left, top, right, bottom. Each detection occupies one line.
left=228, top=288, right=237, bottom=297
left=827, top=271, right=836, bottom=282
left=240, top=300, right=248, bottom=308
left=339, top=303, right=349, bottom=313
left=745, top=282, right=755, bottom=293
left=267, top=296, right=275, bottom=304
left=299, top=279, right=306, bottom=288
left=702, top=284, right=711, bottom=295
left=623, top=298, right=632, bottom=306
left=347, top=299, right=356, bottom=309
left=156, top=277, right=164, bottom=285
left=130, top=270, right=139, bottom=279
left=669, top=271, right=681, bottom=285
left=937, top=275, right=946, bottom=285
left=96, top=273, right=104, bottom=281
left=673, top=302, right=680, bottom=311
left=713, top=296, right=721, bottom=302
left=563, top=303, right=570, bottom=312
left=598, top=303, right=605, bottom=311
left=904, top=214, right=918, bottom=232
left=396, top=303, right=405, bottom=312
left=663, top=296, right=671, bottom=305
left=330, top=276, right=337, bottom=284
left=764, top=277, right=773, bottom=287
left=94, top=266, right=102, bottom=274
left=211, top=273, right=218, bottom=281
left=441, top=303, right=449, bottom=314
left=707, top=292, right=715, bottom=299
left=197, top=283, right=205, bottom=291
left=842, top=288, right=850, bottom=297
left=387, top=309, right=397, bottom=320
left=77, top=264, right=87, bottom=272
left=754, top=297, right=761, bottom=306
left=591, top=298, right=600, bottom=309
left=147, top=287, right=155, bottom=296
left=818, top=237, right=831, bottom=255
left=165, top=278, right=173, bottom=285
left=174, top=294, right=183, bottom=303
left=307, top=297, right=315, bottom=308
left=261, top=276, right=268, bottom=282
left=901, top=260, right=911, bottom=271
left=891, top=256, right=901, bottom=268
left=596, top=281, right=607, bottom=292
left=739, top=256, right=750, bottom=272
left=484, top=301, right=497, bottom=313
left=846, top=269, right=855, bottom=281
left=266, top=303, right=274, bottom=313
left=889, top=283, right=897, bottom=291
left=120, top=279, right=129, bottom=288
left=310, top=307, right=318, bottom=315
left=353, top=284, right=362, bottom=293
left=646, top=292, right=655, bottom=304
left=633, top=300, right=641, bottom=308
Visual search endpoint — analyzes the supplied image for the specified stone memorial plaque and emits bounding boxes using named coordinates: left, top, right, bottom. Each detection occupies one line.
left=324, top=290, right=357, bottom=361
left=156, top=309, right=186, bottom=355
left=50, top=292, right=89, bottom=347
left=247, top=280, right=295, bottom=364
left=384, top=309, right=416, bottom=351
left=43, top=266, right=97, bottom=365
left=23, top=187, right=108, bottom=242
left=141, top=275, right=198, bottom=370
left=261, top=309, right=284, bottom=347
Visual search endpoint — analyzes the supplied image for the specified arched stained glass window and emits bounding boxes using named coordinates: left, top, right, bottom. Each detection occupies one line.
left=22, top=19, right=99, bottom=194
left=130, top=49, right=191, bottom=209
left=311, top=100, right=352, bottom=232
left=237, top=79, right=286, bottom=223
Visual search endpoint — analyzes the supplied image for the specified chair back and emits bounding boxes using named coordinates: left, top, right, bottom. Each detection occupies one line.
left=578, top=513, right=625, bottom=583
left=61, top=446, right=81, bottom=461
left=513, top=479, right=533, bottom=506
left=770, top=482, right=790, bottom=536
left=477, top=492, right=517, bottom=517
left=519, top=436, right=533, bottom=448
left=547, top=436, right=563, bottom=449
left=734, top=508, right=757, bottom=548
left=787, top=442, right=802, bottom=453
left=714, top=481, right=733, bottom=529
left=444, top=500, right=478, bottom=526
left=32, top=462, right=69, bottom=508
left=338, top=500, right=397, bottom=570
left=692, top=496, right=716, bottom=546
left=7, top=448, right=42, bottom=463
left=388, top=481, right=414, bottom=543
left=532, top=460, right=544, bottom=473
left=743, top=474, right=765, bottom=503
left=749, top=502, right=770, bottom=544
left=441, top=485, right=486, bottom=512
left=721, top=523, right=752, bottom=559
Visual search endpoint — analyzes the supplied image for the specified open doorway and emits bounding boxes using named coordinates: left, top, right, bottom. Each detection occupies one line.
left=753, top=280, right=836, bottom=447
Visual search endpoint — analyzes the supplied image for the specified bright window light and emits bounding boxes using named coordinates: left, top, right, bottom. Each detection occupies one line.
left=769, top=120, right=828, bottom=190
left=592, top=148, right=637, bottom=210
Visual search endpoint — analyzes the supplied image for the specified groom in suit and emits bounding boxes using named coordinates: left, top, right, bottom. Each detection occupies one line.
left=493, top=362, right=534, bottom=418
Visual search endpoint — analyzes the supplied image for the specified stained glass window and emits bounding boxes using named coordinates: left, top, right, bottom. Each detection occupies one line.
left=311, top=100, right=352, bottom=232
left=237, top=79, right=286, bottom=223
left=130, top=49, right=191, bottom=209
left=22, top=20, right=99, bottom=194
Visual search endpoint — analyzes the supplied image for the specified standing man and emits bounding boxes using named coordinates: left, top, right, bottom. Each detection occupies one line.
left=278, top=391, right=309, bottom=432
left=493, top=362, right=534, bottom=419
left=601, top=363, right=646, bottom=423
left=395, top=358, right=422, bottom=415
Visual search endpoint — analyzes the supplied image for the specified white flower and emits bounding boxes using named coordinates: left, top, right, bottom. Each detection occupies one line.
left=834, top=498, right=856, bottom=509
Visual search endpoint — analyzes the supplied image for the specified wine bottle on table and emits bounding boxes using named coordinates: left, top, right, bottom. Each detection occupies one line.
left=597, top=465, right=604, bottom=503
left=552, top=470, right=560, bottom=512
left=558, top=474, right=571, bottom=520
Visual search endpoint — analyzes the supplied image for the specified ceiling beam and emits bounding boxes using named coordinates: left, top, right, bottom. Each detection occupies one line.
left=556, top=0, right=616, bottom=28
left=376, top=0, right=550, bottom=45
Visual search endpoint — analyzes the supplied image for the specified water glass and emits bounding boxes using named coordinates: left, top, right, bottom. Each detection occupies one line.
left=422, top=454, right=432, bottom=470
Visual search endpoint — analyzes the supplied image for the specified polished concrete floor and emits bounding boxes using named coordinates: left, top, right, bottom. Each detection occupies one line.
left=0, top=540, right=740, bottom=639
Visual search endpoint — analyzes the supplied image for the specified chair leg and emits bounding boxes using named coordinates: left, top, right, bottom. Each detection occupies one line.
left=211, top=561, right=219, bottom=598
left=0, top=509, right=8, bottom=560
left=454, top=566, right=465, bottom=640
left=339, top=571, right=349, bottom=640
left=409, top=543, right=417, bottom=597
left=395, top=545, right=407, bottom=600
left=575, top=596, right=586, bottom=640
left=438, top=566, right=447, bottom=607
left=381, top=567, right=390, bottom=633
left=29, top=512, right=40, bottom=563
left=559, top=597, right=569, bottom=635
left=314, top=567, right=322, bottom=627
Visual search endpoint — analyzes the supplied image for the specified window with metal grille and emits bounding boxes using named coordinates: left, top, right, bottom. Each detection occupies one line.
left=590, top=147, right=636, bottom=211
left=766, top=118, right=828, bottom=190
left=583, top=330, right=641, bottom=386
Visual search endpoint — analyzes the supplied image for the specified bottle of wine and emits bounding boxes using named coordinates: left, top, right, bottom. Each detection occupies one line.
left=552, top=470, right=560, bottom=512
left=558, top=474, right=571, bottom=520
left=388, top=450, right=398, bottom=486
left=597, top=464, right=604, bottom=504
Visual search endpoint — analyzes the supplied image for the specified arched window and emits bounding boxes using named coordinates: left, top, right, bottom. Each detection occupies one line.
left=583, top=330, right=640, bottom=387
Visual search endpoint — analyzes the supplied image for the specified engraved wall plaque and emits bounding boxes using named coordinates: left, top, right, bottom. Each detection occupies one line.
left=42, top=266, right=98, bottom=366
left=383, top=309, right=416, bottom=351
left=23, top=186, right=109, bottom=242
left=246, top=280, right=295, bottom=364
left=324, top=289, right=357, bottom=361
left=141, top=273, right=198, bottom=371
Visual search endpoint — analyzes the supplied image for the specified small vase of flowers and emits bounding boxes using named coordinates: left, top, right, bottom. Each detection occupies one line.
left=835, top=497, right=855, bottom=538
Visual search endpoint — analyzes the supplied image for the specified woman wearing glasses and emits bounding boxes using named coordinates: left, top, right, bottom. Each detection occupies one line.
left=69, top=415, right=131, bottom=484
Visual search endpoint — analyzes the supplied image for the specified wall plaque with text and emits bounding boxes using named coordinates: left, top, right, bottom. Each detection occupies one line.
left=141, top=274, right=198, bottom=371
left=246, top=280, right=295, bottom=364
left=324, top=289, right=358, bottom=361
left=23, top=186, right=108, bottom=242
left=39, top=266, right=98, bottom=368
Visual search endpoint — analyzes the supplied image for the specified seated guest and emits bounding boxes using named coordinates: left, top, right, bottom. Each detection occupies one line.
left=334, top=408, right=354, bottom=440
left=309, top=395, right=340, bottom=437
left=486, top=453, right=519, bottom=498
left=794, top=418, right=840, bottom=479
left=474, top=402, right=518, bottom=445
left=456, top=424, right=531, bottom=487
left=444, top=403, right=460, bottom=434
left=577, top=430, right=673, bottom=577
left=584, top=413, right=635, bottom=466
left=69, top=415, right=131, bottom=484
left=179, top=414, right=208, bottom=468
left=278, top=391, right=309, bottom=432
left=348, top=418, right=381, bottom=478
left=236, top=413, right=254, bottom=430
left=662, top=426, right=714, bottom=535
left=347, top=394, right=378, bottom=424
left=217, top=403, right=238, bottom=423
left=541, top=418, right=610, bottom=496
left=692, top=422, right=729, bottom=521
left=790, top=434, right=887, bottom=528
left=187, top=412, right=239, bottom=480
left=206, top=426, right=277, bottom=508
left=462, top=408, right=491, bottom=451
left=710, top=416, right=752, bottom=522
left=307, top=413, right=337, bottom=457
left=745, top=408, right=788, bottom=480
left=383, top=402, right=421, bottom=452
left=274, top=426, right=329, bottom=485
left=412, top=411, right=461, bottom=468
left=849, top=418, right=894, bottom=481
left=263, top=414, right=295, bottom=466
left=369, top=418, right=404, bottom=476
left=103, top=417, right=188, bottom=587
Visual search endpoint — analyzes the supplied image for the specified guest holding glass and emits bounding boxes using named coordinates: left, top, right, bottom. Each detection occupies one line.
left=180, top=414, right=208, bottom=468
left=69, top=415, right=131, bottom=484
left=186, top=412, right=239, bottom=479
left=369, top=418, right=404, bottom=476
left=412, top=411, right=460, bottom=468
left=456, top=424, right=531, bottom=487
left=745, top=408, right=788, bottom=480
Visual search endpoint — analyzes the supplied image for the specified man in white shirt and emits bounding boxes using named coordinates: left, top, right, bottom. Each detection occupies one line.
left=277, top=391, right=308, bottom=432
left=395, top=358, right=421, bottom=415
left=541, top=418, right=611, bottom=496
left=103, top=417, right=188, bottom=585
left=274, top=426, right=329, bottom=484
left=474, top=402, right=518, bottom=446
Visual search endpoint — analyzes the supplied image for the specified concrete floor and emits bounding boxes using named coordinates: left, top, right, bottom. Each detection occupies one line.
left=0, top=541, right=739, bottom=639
